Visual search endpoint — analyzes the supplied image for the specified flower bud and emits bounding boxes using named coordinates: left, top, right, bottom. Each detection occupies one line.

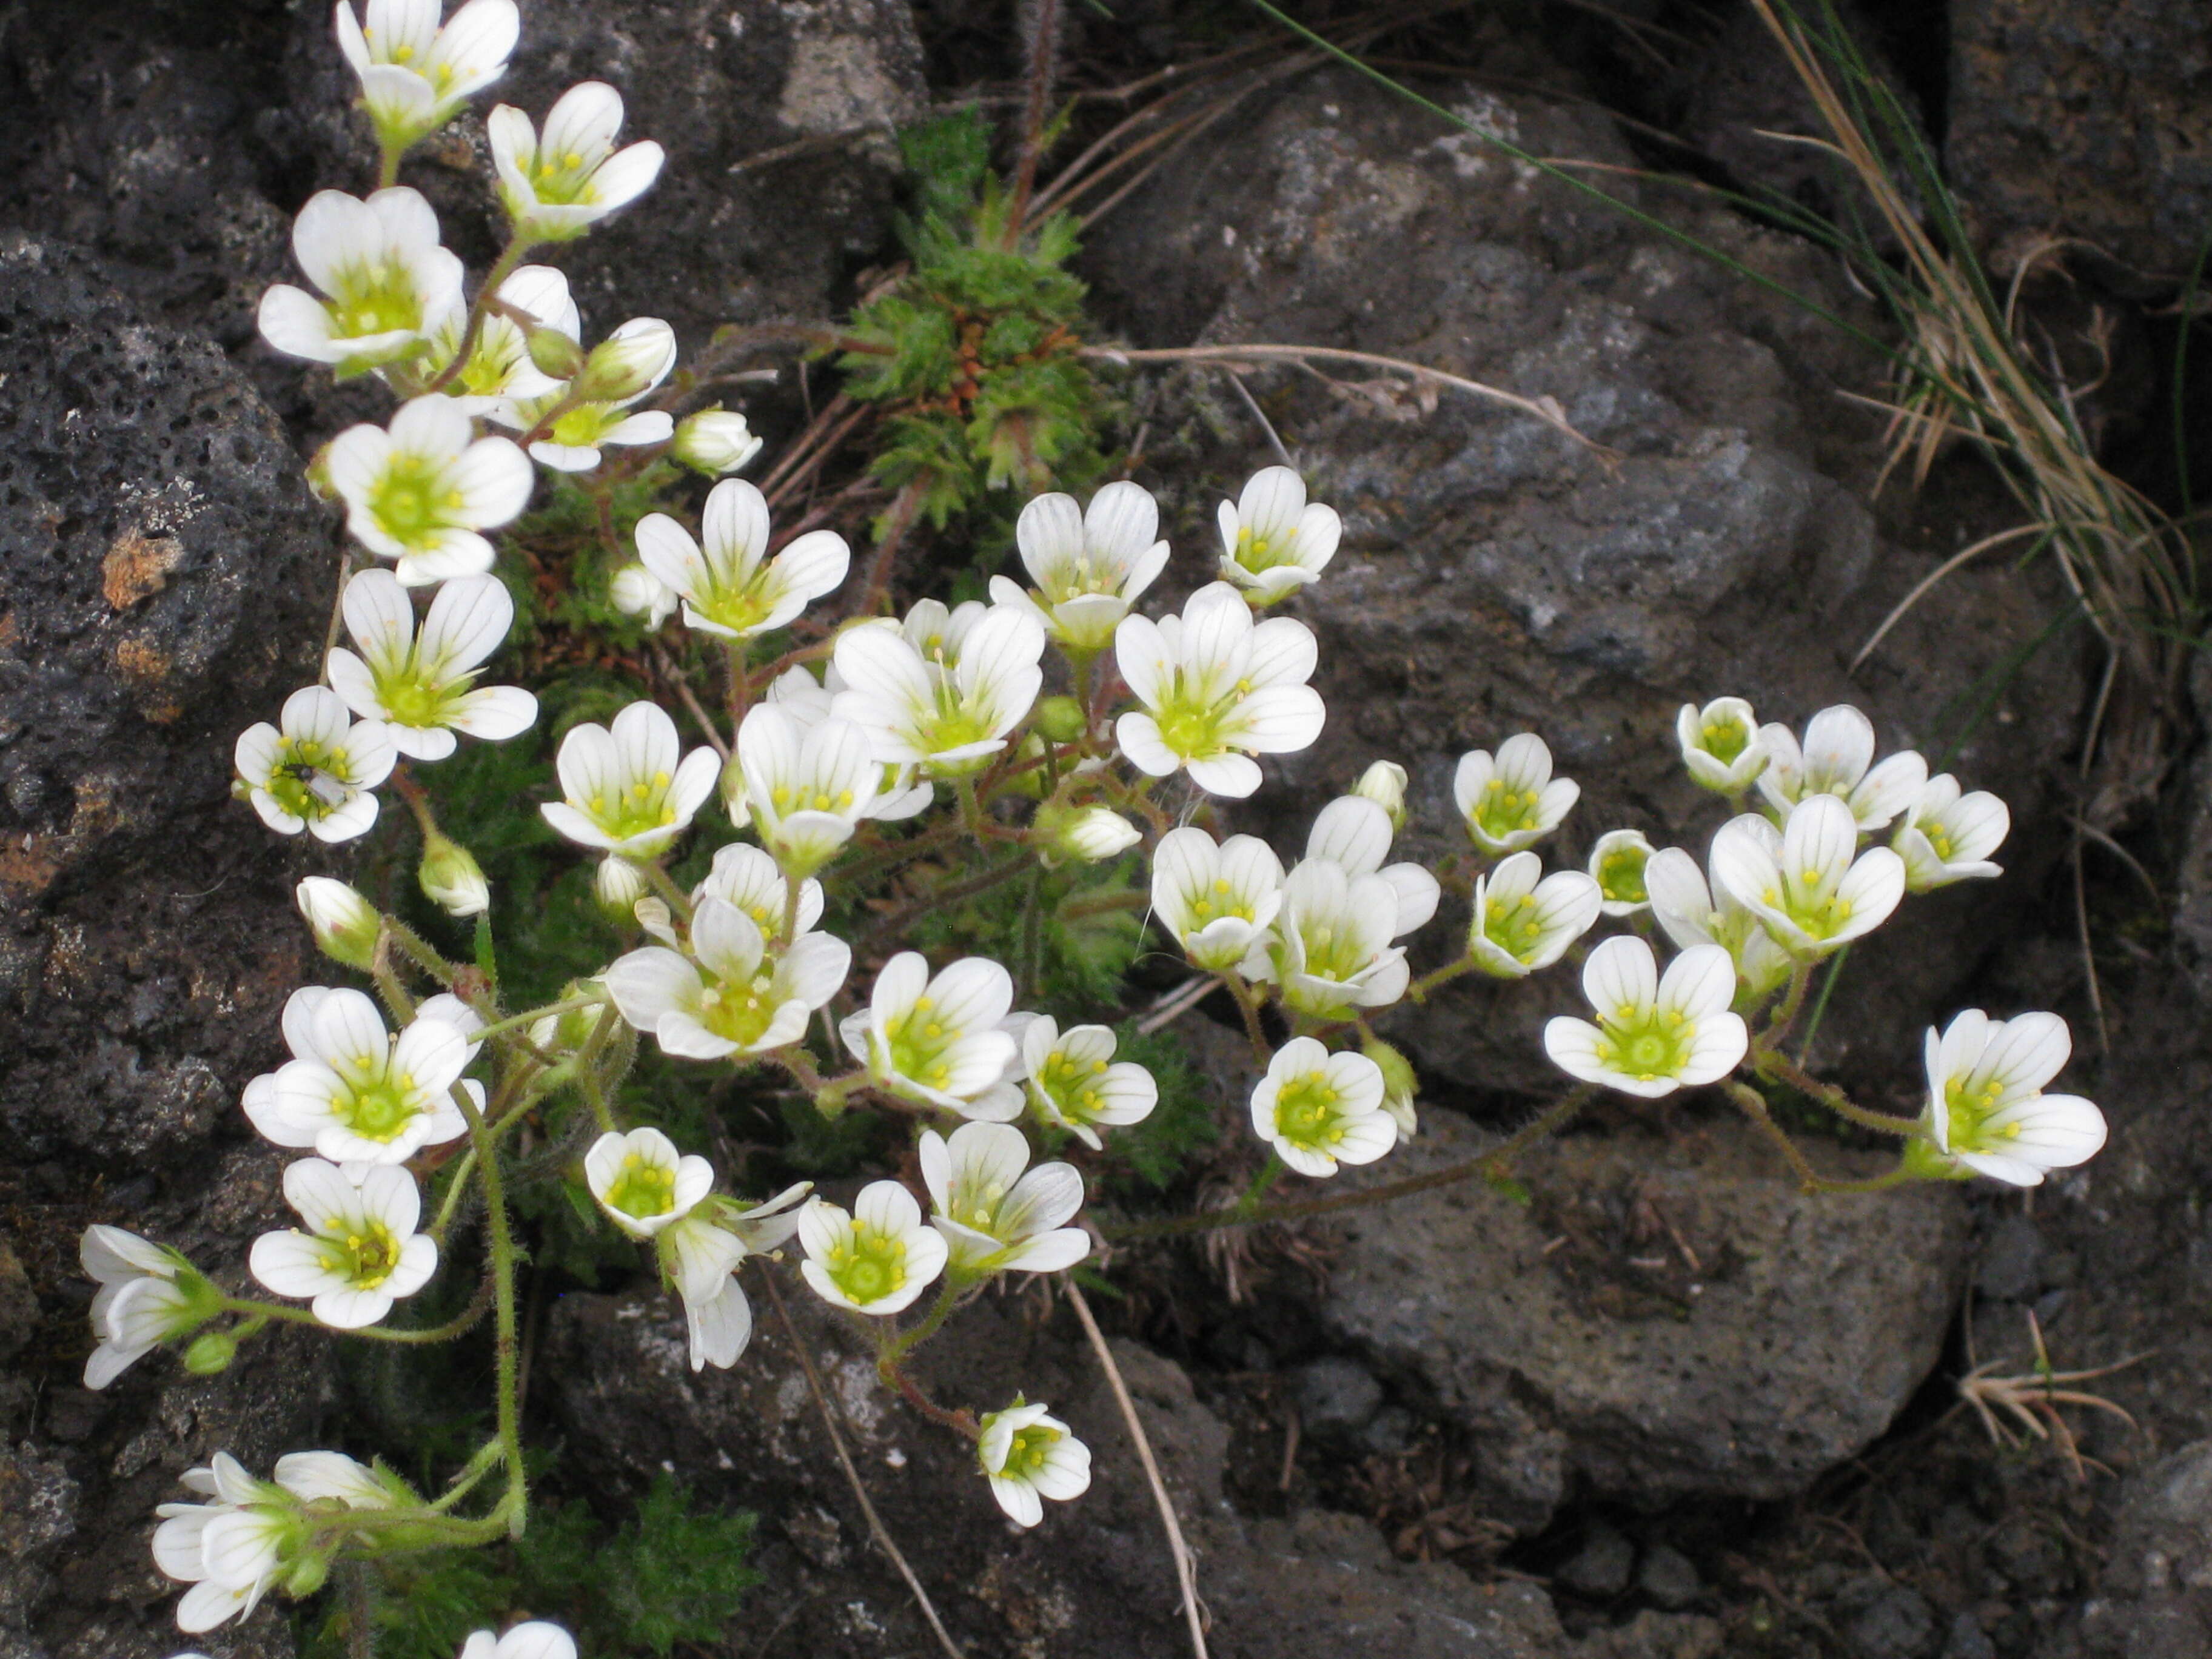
left=1034, top=695, right=1087, bottom=744
left=1038, top=803, right=1142, bottom=866
left=418, top=834, right=490, bottom=917
left=610, top=561, right=677, bottom=628
left=304, top=441, right=338, bottom=502
left=594, top=856, right=649, bottom=927
left=1362, top=1036, right=1418, bottom=1142
left=672, top=408, right=763, bottom=476
left=283, top=1550, right=331, bottom=1599
left=296, top=877, right=381, bottom=970
left=183, top=1330, right=238, bottom=1375
left=572, top=320, right=675, bottom=403
left=526, top=326, right=586, bottom=381
left=1353, top=760, right=1409, bottom=831
left=530, top=981, right=608, bottom=1054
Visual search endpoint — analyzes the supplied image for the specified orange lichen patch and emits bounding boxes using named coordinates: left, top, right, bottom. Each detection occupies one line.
left=0, top=609, right=19, bottom=651
left=102, top=528, right=184, bottom=609
left=112, top=635, right=184, bottom=723
left=0, top=836, right=65, bottom=895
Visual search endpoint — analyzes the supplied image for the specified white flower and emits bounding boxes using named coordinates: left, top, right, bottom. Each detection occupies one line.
left=672, top=408, right=765, bottom=475
left=326, top=570, right=535, bottom=760
left=744, top=662, right=936, bottom=823
left=1302, top=794, right=1439, bottom=937
left=1711, top=795, right=1906, bottom=959
left=610, top=561, right=678, bottom=627
left=459, top=1624, right=577, bottom=1659
left=1150, top=827, right=1284, bottom=973
left=1249, top=1037, right=1396, bottom=1178
left=256, top=187, right=463, bottom=375
left=1913, top=1010, right=2105, bottom=1187
left=1754, top=704, right=1926, bottom=832
left=919, top=1121, right=1090, bottom=1279
left=1642, top=842, right=1795, bottom=1001
left=977, top=1401, right=1092, bottom=1528
left=797, top=1182, right=947, bottom=1315
left=152, top=1455, right=300, bottom=1632
left=1247, top=858, right=1411, bottom=1021
left=540, top=700, right=721, bottom=859
left=1016, top=1016, right=1157, bottom=1149
left=272, top=1449, right=406, bottom=1510
left=1038, top=804, right=1142, bottom=865
left=1677, top=697, right=1769, bottom=794
left=634, top=481, right=850, bottom=641
left=244, top=988, right=478, bottom=1165
left=602, top=897, right=849, bottom=1059
left=1453, top=734, right=1578, bottom=855
left=694, top=840, right=824, bottom=936
left=1543, top=936, right=1747, bottom=1099
left=324, top=395, right=534, bottom=584
left=235, top=686, right=396, bottom=843
left=832, top=602, right=1045, bottom=777
left=731, top=704, right=881, bottom=876
left=249, top=1159, right=437, bottom=1329
left=420, top=264, right=577, bottom=420
left=296, top=877, right=381, bottom=971
left=1351, top=759, right=1407, bottom=829
left=1216, top=466, right=1341, bottom=603
left=1587, top=828, right=1655, bottom=917
left=334, top=0, right=520, bottom=155
left=1466, top=851, right=1601, bottom=978
left=584, top=1127, right=714, bottom=1239
left=488, top=81, right=665, bottom=241
left=988, top=482, right=1170, bottom=654
left=81, top=1227, right=210, bottom=1389
left=1895, top=774, right=2008, bottom=891
left=509, top=318, right=677, bottom=472
left=839, top=953, right=1022, bottom=1120
left=1113, top=582, right=1324, bottom=797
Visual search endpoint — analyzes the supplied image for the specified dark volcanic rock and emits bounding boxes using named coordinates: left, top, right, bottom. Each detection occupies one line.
left=1319, top=1116, right=1968, bottom=1530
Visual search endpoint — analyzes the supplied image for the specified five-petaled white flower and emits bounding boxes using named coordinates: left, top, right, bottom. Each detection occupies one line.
left=1302, top=794, right=1441, bottom=937
left=506, top=318, right=677, bottom=472
left=1543, top=936, right=1747, bottom=1099
left=634, top=480, right=850, bottom=641
left=977, top=1400, right=1092, bottom=1528
left=1676, top=697, right=1769, bottom=794
left=1910, top=1010, right=2105, bottom=1187
left=324, top=395, right=534, bottom=584
left=1015, top=1016, right=1158, bottom=1149
left=722, top=663, right=933, bottom=826
left=488, top=81, right=665, bottom=241
left=459, top=1624, right=578, bottom=1659
left=1246, top=858, right=1412, bottom=1021
left=920, top=1121, right=1090, bottom=1280
left=1466, top=851, right=1601, bottom=979
left=1642, top=841, right=1795, bottom=1000
left=153, top=1453, right=395, bottom=1633
left=692, top=840, right=824, bottom=938
left=1754, top=703, right=1926, bottom=832
left=584, top=1127, right=712, bottom=1239
left=1114, top=581, right=1325, bottom=797
left=798, top=1182, right=947, bottom=1315
left=249, top=1159, right=437, bottom=1329
left=1453, top=733, right=1578, bottom=855
left=257, top=187, right=463, bottom=375
left=1894, top=774, right=2008, bottom=891
left=1587, top=828, right=1655, bottom=917
left=603, top=896, right=849, bottom=1059
left=541, top=700, right=722, bottom=859
left=832, top=603, right=1046, bottom=779
left=335, top=0, right=520, bottom=156
left=81, top=1227, right=215, bottom=1390
left=731, top=704, right=882, bottom=876
left=244, top=988, right=479, bottom=1165
left=1150, top=827, right=1284, bottom=972
left=839, top=953, right=1023, bottom=1120
left=326, top=569, right=536, bottom=759
left=1216, top=466, right=1341, bottom=603
left=1711, top=795, right=1905, bottom=959
left=235, top=686, right=397, bottom=843
left=420, top=263, right=577, bottom=419
left=988, top=482, right=1170, bottom=654
left=1249, top=1037, right=1395, bottom=1178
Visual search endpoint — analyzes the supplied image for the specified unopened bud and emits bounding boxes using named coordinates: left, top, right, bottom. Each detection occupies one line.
left=594, top=856, right=649, bottom=927
left=418, top=834, right=490, bottom=918
left=1039, top=803, right=1142, bottom=866
left=284, top=1552, right=331, bottom=1599
left=526, top=326, right=586, bottom=381
left=672, top=408, right=764, bottom=476
left=1353, top=760, right=1409, bottom=831
left=610, top=561, right=676, bottom=628
left=304, top=442, right=338, bottom=502
left=1034, top=695, right=1086, bottom=744
left=183, top=1331, right=238, bottom=1375
left=530, top=980, right=608, bottom=1053
left=572, top=318, right=675, bottom=404
left=1362, top=1036, right=1418, bottom=1143
left=296, top=877, right=381, bottom=970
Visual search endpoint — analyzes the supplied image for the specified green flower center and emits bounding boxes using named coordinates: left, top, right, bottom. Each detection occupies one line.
left=823, top=1224, right=907, bottom=1304
left=321, top=1220, right=403, bottom=1289
left=1036, top=1051, right=1111, bottom=1125
left=1048, top=552, right=1122, bottom=601
left=1235, top=526, right=1293, bottom=575
left=1483, top=892, right=1549, bottom=961
left=1472, top=777, right=1543, bottom=841
left=531, top=150, right=602, bottom=207
left=699, top=975, right=780, bottom=1050
left=1596, top=848, right=1649, bottom=906
left=372, top=666, right=461, bottom=730
left=1182, top=877, right=1254, bottom=927
left=884, top=997, right=958, bottom=1092
left=263, top=737, right=355, bottom=822
left=606, top=1153, right=677, bottom=1220
left=331, top=263, right=425, bottom=341
left=693, top=581, right=776, bottom=637
left=1273, top=1073, right=1352, bottom=1151
left=1701, top=719, right=1749, bottom=765
left=549, top=404, right=621, bottom=448
left=1593, top=1010, right=1694, bottom=1083
left=586, top=769, right=680, bottom=840
left=1942, top=1076, right=2017, bottom=1150
left=367, top=458, right=463, bottom=548
left=999, top=1424, right=1060, bottom=1481
left=1758, top=871, right=1855, bottom=940
left=337, top=1062, right=417, bottom=1141
left=1926, top=825, right=1955, bottom=862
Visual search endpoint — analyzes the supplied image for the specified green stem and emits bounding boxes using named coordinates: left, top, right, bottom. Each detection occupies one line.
left=450, top=1083, right=526, bottom=1535
left=423, top=233, right=534, bottom=397
left=1726, top=1079, right=1910, bottom=1194
left=471, top=993, right=606, bottom=1044
left=383, top=917, right=460, bottom=989
left=1794, top=945, right=1851, bottom=1065
left=218, top=1276, right=494, bottom=1344
left=881, top=1280, right=962, bottom=1367
left=637, top=859, right=695, bottom=921
left=1407, top=954, right=1479, bottom=1004
left=1236, top=1152, right=1284, bottom=1217
left=1762, top=962, right=1814, bottom=1040
left=429, top=1148, right=478, bottom=1241
left=1755, top=1053, right=1923, bottom=1136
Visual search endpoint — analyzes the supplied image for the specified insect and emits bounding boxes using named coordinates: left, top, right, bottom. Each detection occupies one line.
left=277, top=760, right=353, bottom=809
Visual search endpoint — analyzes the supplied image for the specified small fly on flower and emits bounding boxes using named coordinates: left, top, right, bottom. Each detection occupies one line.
left=276, top=760, right=355, bottom=810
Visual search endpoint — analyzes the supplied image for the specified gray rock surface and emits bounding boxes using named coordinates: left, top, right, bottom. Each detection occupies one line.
left=2063, top=1439, right=2212, bottom=1658
left=1319, top=1115, right=1967, bottom=1530
left=1082, top=67, right=2084, bottom=1097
